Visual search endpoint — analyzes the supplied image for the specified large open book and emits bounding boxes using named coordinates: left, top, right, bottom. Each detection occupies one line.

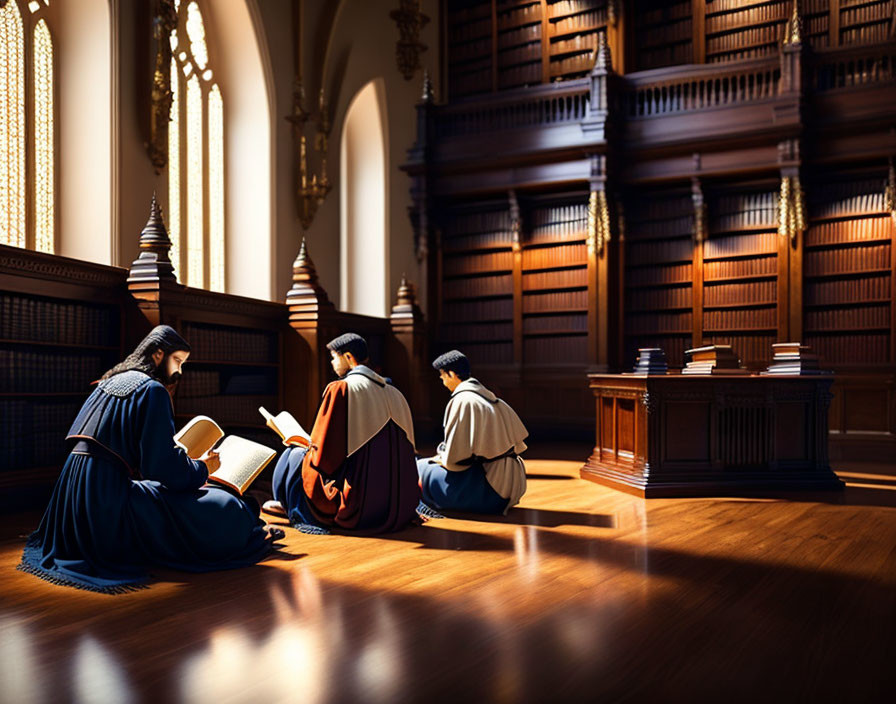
left=174, top=416, right=276, bottom=495
left=259, top=406, right=311, bottom=448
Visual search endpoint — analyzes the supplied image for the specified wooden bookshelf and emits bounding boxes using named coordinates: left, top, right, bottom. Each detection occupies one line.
left=803, top=170, right=894, bottom=366
left=633, top=0, right=693, bottom=70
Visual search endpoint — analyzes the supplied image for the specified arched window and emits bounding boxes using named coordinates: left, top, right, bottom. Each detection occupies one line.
left=1, top=0, right=55, bottom=253
left=168, top=0, right=224, bottom=292
left=340, top=78, right=389, bottom=317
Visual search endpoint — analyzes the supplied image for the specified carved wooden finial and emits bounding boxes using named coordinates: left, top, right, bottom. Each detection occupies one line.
left=391, top=274, right=422, bottom=324
left=421, top=69, right=434, bottom=104
left=291, top=237, right=319, bottom=285
left=595, top=31, right=612, bottom=72
left=286, top=237, right=333, bottom=325
left=783, top=0, right=803, bottom=45
left=127, top=193, right=177, bottom=286
left=396, top=273, right=417, bottom=307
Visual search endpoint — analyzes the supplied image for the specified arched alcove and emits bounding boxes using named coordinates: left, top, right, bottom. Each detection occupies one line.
left=339, top=78, right=389, bottom=317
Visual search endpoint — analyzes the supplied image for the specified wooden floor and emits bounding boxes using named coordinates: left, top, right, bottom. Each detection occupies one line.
left=1, top=448, right=894, bottom=703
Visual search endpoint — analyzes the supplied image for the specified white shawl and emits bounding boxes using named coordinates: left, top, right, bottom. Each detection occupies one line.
left=436, top=378, right=528, bottom=508
left=344, top=365, right=416, bottom=457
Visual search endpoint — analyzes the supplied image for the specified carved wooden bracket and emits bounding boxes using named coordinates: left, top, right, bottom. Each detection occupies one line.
left=389, top=0, right=429, bottom=81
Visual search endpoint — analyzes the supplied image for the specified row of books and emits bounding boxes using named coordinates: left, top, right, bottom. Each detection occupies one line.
left=443, top=274, right=513, bottom=299
left=804, top=304, right=890, bottom=330
left=805, top=276, right=890, bottom=305
left=443, top=231, right=510, bottom=252
left=498, top=63, right=543, bottom=88
left=704, top=231, right=778, bottom=258
left=703, top=256, right=777, bottom=280
left=528, top=224, right=587, bottom=244
left=497, top=43, right=541, bottom=67
left=628, top=215, right=695, bottom=240
left=178, top=370, right=220, bottom=398
left=805, top=216, right=892, bottom=245
left=640, top=19, right=693, bottom=48
left=523, top=335, right=587, bottom=363
left=551, top=10, right=606, bottom=35
left=709, top=46, right=778, bottom=63
left=443, top=251, right=514, bottom=276
left=706, top=0, right=787, bottom=16
left=445, top=210, right=511, bottom=235
left=0, top=399, right=81, bottom=471
left=627, top=262, right=693, bottom=286
left=522, top=268, right=587, bottom=290
left=841, top=22, right=891, bottom=45
left=498, top=24, right=541, bottom=50
left=804, top=333, right=889, bottom=364
left=804, top=243, right=891, bottom=275
left=704, top=334, right=777, bottom=363
left=841, top=2, right=892, bottom=28
left=637, top=44, right=694, bottom=70
left=626, top=311, right=692, bottom=335
left=804, top=14, right=829, bottom=37
left=810, top=181, right=887, bottom=217
left=522, top=289, right=587, bottom=312
left=627, top=238, right=693, bottom=265
left=0, top=349, right=110, bottom=393
left=498, top=1, right=541, bottom=28
left=448, top=0, right=490, bottom=24
left=704, top=307, right=776, bottom=330
left=711, top=192, right=778, bottom=222
left=453, top=340, right=514, bottom=365
left=706, top=25, right=783, bottom=55
left=549, top=53, right=595, bottom=76
left=449, top=17, right=492, bottom=46
left=705, top=1, right=789, bottom=33
left=627, top=286, right=692, bottom=310
left=627, top=196, right=693, bottom=223
left=638, top=0, right=691, bottom=25
left=177, top=395, right=278, bottom=427
left=704, top=280, right=776, bottom=305
left=551, top=32, right=600, bottom=56
left=449, top=70, right=491, bottom=97
left=522, top=243, right=587, bottom=269
left=180, top=323, right=277, bottom=364
left=450, top=38, right=492, bottom=64
left=530, top=203, right=588, bottom=227
left=522, top=312, right=587, bottom=334
left=0, top=295, right=118, bottom=347
left=441, top=321, right=515, bottom=342
left=443, top=297, right=514, bottom=323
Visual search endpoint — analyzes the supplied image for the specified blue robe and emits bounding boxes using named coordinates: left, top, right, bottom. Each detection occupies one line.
left=18, top=371, right=272, bottom=593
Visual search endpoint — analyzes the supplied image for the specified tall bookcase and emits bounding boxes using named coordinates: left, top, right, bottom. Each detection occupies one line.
left=623, top=190, right=695, bottom=369
left=803, top=169, right=894, bottom=366
left=634, top=0, right=693, bottom=71
left=704, top=0, right=792, bottom=63
left=838, top=0, right=894, bottom=45
left=439, top=202, right=516, bottom=365
left=522, top=196, right=589, bottom=365
left=702, top=187, right=780, bottom=367
left=445, top=0, right=609, bottom=98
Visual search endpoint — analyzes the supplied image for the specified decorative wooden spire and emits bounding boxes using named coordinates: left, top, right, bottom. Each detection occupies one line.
left=127, top=193, right=177, bottom=287
left=595, top=30, right=612, bottom=72
left=783, top=0, right=803, bottom=46
left=286, top=238, right=334, bottom=327
left=391, top=273, right=423, bottom=325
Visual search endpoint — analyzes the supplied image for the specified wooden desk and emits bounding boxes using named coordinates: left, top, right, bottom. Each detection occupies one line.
left=581, top=374, right=844, bottom=497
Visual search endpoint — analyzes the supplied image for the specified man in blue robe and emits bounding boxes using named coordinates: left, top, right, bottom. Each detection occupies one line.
left=18, top=325, right=281, bottom=593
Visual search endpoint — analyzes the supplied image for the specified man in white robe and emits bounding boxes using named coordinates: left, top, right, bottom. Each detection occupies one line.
left=418, top=350, right=528, bottom=514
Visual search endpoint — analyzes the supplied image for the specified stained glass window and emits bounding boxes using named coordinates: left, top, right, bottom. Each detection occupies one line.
left=1, top=0, right=54, bottom=253
left=168, top=0, right=224, bottom=291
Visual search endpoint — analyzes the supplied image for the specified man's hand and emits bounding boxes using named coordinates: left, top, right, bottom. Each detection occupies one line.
left=199, top=450, right=221, bottom=473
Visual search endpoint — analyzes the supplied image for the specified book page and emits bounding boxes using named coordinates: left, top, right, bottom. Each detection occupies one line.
left=208, top=435, right=276, bottom=495
left=259, top=406, right=311, bottom=447
left=174, top=416, right=224, bottom=459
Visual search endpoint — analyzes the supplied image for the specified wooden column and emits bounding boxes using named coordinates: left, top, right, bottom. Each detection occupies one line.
left=691, top=176, right=706, bottom=348
left=284, top=238, right=336, bottom=425
left=691, top=0, right=705, bottom=64
left=510, top=190, right=523, bottom=368
left=390, top=275, right=429, bottom=428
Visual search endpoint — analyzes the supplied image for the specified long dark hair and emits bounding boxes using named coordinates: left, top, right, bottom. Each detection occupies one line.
left=101, top=325, right=191, bottom=381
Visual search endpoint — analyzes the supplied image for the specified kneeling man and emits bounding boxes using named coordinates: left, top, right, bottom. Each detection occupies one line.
left=267, top=333, right=420, bottom=534
left=418, top=350, right=528, bottom=515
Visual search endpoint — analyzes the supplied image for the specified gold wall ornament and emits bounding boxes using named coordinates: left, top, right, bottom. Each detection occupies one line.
left=286, top=80, right=332, bottom=230
left=886, top=157, right=896, bottom=226
left=783, top=0, right=803, bottom=46
left=587, top=190, right=611, bottom=256
left=509, top=189, right=521, bottom=253
left=778, top=175, right=806, bottom=242
left=147, top=0, right=177, bottom=174
left=389, top=0, right=429, bottom=81
left=691, top=177, right=706, bottom=243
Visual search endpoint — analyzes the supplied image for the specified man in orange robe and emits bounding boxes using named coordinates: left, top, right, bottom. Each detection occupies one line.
left=265, top=333, right=420, bottom=534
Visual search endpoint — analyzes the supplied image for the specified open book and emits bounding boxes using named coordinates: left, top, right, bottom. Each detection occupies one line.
left=259, top=406, right=311, bottom=448
left=174, top=416, right=276, bottom=495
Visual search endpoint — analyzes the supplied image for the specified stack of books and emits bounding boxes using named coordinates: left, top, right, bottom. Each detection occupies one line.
left=762, top=342, right=823, bottom=375
left=631, top=348, right=668, bottom=375
left=682, top=345, right=747, bottom=375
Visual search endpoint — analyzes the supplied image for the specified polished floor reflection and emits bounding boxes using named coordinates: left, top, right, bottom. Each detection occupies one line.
left=1, top=454, right=894, bottom=703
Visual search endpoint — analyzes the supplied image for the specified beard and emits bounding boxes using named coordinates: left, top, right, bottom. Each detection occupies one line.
left=160, top=369, right=182, bottom=385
